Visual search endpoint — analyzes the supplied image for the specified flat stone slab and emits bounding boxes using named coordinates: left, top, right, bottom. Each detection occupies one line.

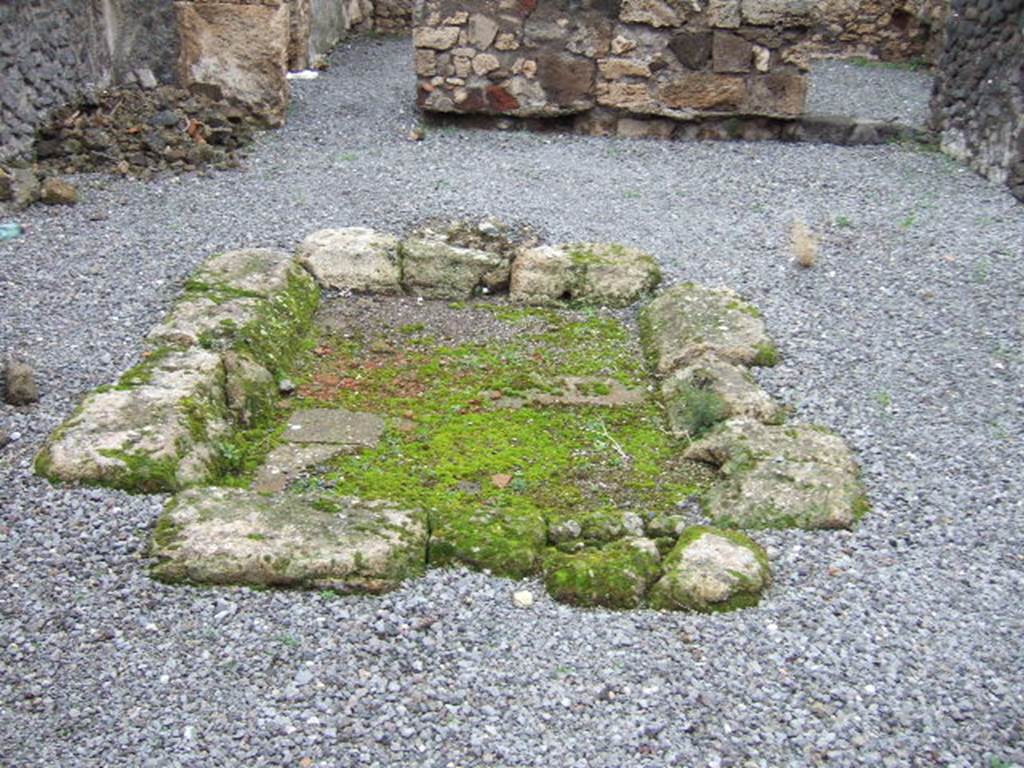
left=146, top=294, right=263, bottom=350
left=641, top=284, right=776, bottom=374
left=283, top=408, right=385, bottom=447
left=649, top=526, right=771, bottom=612
left=297, top=228, right=403, bottom=294
left=35, top=348, right=230, bottom=492
left=192, top=248, right=299, bottom=298
left=150, top=487, right=427, bottom=592
left=510, top=242, right=661, bottom=308
left=532, top=376, right=646, bottom=407
left=400, top=236, right=511, bottom=299
left=684, top=418, right=869, bottom=530
left=252, top=443, right=351, bottom=493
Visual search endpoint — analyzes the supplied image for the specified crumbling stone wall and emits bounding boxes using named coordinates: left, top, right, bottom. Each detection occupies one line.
left=0, top=0, right=177, bottom=161
left=374, top=0, right=415, bottom=32
left=931, top=1, right=1023, bottom=201
left=414, top=0, right=949, bottom=128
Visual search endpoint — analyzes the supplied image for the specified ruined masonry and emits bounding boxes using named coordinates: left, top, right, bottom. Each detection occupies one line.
left=413, top=0, right=948, bottom=137
left=37, top=220, right=869, bottom=612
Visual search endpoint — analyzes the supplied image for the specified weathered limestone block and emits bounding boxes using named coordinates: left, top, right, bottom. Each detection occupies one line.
left=400, top=236, right=511, bottom=299
left=543, top=538, right=662, bottom=609
left=684, top=418, right=870, bottom=530
left=150, top=487, right=427, bottom=592
left=146, top=295, right=264, bottom=350
left=598, top=57, right=652, bottom=80
left=190, top=248, right=292, bottom=296
left=640, top=284, right=777, bottom=374
left=223, top=350, right=277, bottom=428
left=169, top=248, right=319, bottom=375
left=661, top=353, right=785, bottom=439
left=597, top=81, right=654, bottom=111
left=708, top=0, right=741, bottom=28
left=287, top=0, right=312, bottom=71
left=414, top=25, right=461, bottom=50
left=740, top=0, right=813, bottom=25
left=658, top=73, right=747, bottom=111
left=176, top=1, right=291, bottom=126
left=297, top=228, right=403, bottom=294
left=510, top=242, right=661, bottom=308
left=648, top=526, right=771, bottom=612
left=619, top=0, right=689, bottom=27
left=35, top=349, right=230, bottom=492
left=746, top=71, right=807, bottom=116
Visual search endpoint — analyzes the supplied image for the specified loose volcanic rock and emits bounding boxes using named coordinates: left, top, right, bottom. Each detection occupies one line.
left=150, top=487, right=427, bottom=592
left=39, top=177, right=78, bottom=205
left=3, top=359, right=40, bottom=405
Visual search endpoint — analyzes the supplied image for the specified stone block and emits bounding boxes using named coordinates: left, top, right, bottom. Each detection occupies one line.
left=537, top=53, right=596, bottom=105
left=297, top=228, right=403, bottom=294
left=712, top=31, right=752, bottom=73
left=668, top=31, right=712, bottom=70
left=598, top=57, right=652, bottom=80
left=176, top=1, right=291, bottom=126
left=658, top=73, right=746, bottom=111
left=746, top=71, right=807, bottom=116
left=413, top=25, right=461, bottom=50
left=150, top=487, right=427, bottom=592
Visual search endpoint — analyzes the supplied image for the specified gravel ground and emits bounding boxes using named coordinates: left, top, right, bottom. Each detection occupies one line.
left=807, top=59, right=935, bottom=129
left=2, top=38, right=1023, bottom=768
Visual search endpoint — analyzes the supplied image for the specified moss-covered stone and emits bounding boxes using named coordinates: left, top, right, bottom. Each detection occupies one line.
left=648, top=526, right=771, bottom=612
left=640, top=284, right=775, bottom=374
left=150, top=487, right=427, bottom=591
left=510, top=242, right=661, bottom=308
left=543, top=537, right=662, bottom=609
left=685, top=418, right=869, bottom=530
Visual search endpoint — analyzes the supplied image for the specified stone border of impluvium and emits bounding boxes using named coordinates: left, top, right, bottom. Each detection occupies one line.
left=34, top=220, right=869, bottom=612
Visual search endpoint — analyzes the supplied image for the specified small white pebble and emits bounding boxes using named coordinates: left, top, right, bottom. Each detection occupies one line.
left=513, top=590, right=534, bottom=608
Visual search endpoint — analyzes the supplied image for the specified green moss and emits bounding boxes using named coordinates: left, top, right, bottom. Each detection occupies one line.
left=96, top=449, right=182, bottom=493
left=282, top=306, right=714, bottom=588
left=153, top=513, right=185, bottom=550
left=114, top=346, right=175, bottom=389
left=543, top=539, right=662, bottom=609
left=233, top=271, right=320, bottom=378
left=752, top=342, right=780, bottom=367
left=665, top=384, right=729, bottom=439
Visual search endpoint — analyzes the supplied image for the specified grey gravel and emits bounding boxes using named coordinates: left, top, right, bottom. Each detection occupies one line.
left=2, top=37, right=1024, bottom=768
left=808, top=59, right=935, bottom=129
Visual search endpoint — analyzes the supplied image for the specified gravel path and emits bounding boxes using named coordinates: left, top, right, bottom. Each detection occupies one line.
left=2, top=38, right=1023, bottom=767
left=807, top=59, right=935, bottom=129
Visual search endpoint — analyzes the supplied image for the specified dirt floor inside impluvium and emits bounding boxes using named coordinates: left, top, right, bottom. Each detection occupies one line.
left=218, top=294, right=717, bottom=605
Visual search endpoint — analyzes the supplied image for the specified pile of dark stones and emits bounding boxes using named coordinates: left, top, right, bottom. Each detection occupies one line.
left=32, top=85, right=263, bottom=177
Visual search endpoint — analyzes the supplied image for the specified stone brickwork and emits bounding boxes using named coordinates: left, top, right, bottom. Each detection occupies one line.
left=374, top=0, right=414, bottom=32
left=414, top=0, right=948, bottom=126
left=931, top=1, right=1023, bottom=201
left=0, top=0, right=177, bottom=161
